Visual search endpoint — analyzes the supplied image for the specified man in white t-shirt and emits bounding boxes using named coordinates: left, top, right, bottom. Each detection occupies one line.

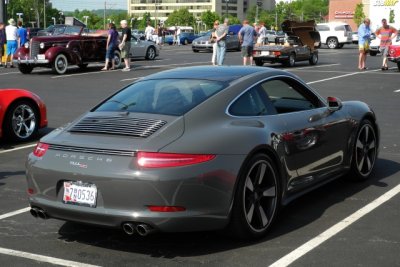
left=145, top=22, right=155, bottom=42
left=5, top=18, right=18, bottom=68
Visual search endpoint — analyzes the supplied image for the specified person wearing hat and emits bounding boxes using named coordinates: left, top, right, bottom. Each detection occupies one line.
left=5, top=18, right=18, bottom=68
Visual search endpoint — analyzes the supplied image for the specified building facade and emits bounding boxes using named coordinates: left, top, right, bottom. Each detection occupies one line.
left=329, top=0, right=400, bottom=31
left=127, top=0, right=275, bottom=24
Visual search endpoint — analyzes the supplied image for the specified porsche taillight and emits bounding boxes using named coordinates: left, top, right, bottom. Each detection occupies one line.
left=137, top=152, right=215, bottom=168
left=33, top=142, right=49, bottom=157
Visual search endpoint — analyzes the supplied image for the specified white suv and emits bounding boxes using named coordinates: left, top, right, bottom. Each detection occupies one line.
left=316, top=22, right=353, bottom=49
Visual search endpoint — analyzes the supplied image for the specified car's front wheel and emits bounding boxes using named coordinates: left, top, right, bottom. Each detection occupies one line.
left=145, top=47, right=156, bottom=60
left=349, top=120, right=378, bottom=181
left=309, top=53, right=318, bottom=65
left=113, top=50, right=122, bottom=69
left=3, top=100, right=39, bottom=141
left=18, top=64, right=34, bottom=74
left=229, top=154, right=280, bottom=240
left=52, top=54, right=68, bottom=74
left=284, top=53, right=296, bottom=67
left=397, top=62, right=400, bottom=71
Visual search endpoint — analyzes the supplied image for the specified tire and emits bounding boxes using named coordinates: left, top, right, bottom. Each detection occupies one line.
left=369, top=51, right=377, bottom=56
left=309, top=53, right=318, bottom=65
left=229, top=154, right=280, bottom=240
left=337, top=44, right=344, bottom=49
left=193, top=49, right=199, bottom=53
left=327, top=37, right=338, bottom=49
left=255, top=59, right=263, bottom=66
left=183, top=39, right=188, bottom=45
left=349, top=120, right=378, bottom=181
left=145, top=46, right=156, bottom=60
left=3, top=100, right=39, bottom=141
left=397, top=62, right=400, bottom=71
left=18, top=64, right=33, bottom=74
left=52, top=54, right=68, bottom=74
left=284, top=53, right=296, bottom=67
left=113, top=50, right=122, bottom=69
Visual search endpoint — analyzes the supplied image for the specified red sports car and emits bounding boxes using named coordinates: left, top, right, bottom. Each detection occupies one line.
left=0, top=89, right=47, bottom=141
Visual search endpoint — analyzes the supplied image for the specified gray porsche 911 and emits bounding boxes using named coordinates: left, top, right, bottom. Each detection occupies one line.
left=26, top=66, right=379, bottom=239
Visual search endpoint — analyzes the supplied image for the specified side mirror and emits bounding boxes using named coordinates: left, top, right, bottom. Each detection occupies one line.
left=327, top=96, right=342, bottom=112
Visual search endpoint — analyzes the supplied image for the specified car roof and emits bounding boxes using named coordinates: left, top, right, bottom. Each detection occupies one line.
left=139, top=66, right=289, bottom=83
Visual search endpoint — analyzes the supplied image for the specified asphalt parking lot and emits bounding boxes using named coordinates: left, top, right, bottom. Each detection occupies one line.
left=1, top=44, right=399, bottom=267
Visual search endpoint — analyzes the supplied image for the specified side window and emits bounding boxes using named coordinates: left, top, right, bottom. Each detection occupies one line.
left=229, top=88, right=271, bottom=116
left=316, top=25, right=329, bottom=31
left=334, top=25, right=345, bottom=31
left=260, top=79, right=321, bottom=114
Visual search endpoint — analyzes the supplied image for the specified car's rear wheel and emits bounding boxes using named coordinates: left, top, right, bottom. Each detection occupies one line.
left=349, top=120, right=377, bottom=181
left=309, top=53, right=318, bottom=65
left=337, top=44, right=344, bottom=48
left=52, top=54, right=68, bottom=74
left=18, top=64, right=33, bottom=74
left=397, top=62, right=400, bottom=71
left=193, top=49, right=199, bottom=53
left=113, top=50, right=122, bottom=69
left=284, top=53, right=296, bottom=67
left=145, top=47, right=156, bottom=60
left=3, top=100, right=39, bottom=141
left=229, top=154, right=280, bottom=240
left=255, top=59, right=264, bottom=66
left=327, top=37, right=338, bottom=49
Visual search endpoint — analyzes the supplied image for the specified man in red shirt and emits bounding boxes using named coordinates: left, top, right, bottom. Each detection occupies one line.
left=376, top=18, right=398, bottom=70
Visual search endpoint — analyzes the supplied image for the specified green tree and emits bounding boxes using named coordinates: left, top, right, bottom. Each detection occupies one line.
left=165, top=8, right=195, bottom=27
left=7, top=0, right=59, bottom=28
left=353, top=3, right=365, bottom=28
left=389, top=9, right=395, bottom=24
left=201, top=10, right=220, bottom=29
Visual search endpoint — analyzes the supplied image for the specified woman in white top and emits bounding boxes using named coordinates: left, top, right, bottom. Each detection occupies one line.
left=5, top=18, right=18, bottom=68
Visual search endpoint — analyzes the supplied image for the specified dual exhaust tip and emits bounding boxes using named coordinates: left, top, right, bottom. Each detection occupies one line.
left=122, top=222, right=155, bottom=236
left=30, top=208, right=155, bottom=236
left=30, top=207, right=48, bottom=219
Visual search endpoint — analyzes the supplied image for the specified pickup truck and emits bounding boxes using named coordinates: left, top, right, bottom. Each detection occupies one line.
left=253, top=20, right=320, bottom=67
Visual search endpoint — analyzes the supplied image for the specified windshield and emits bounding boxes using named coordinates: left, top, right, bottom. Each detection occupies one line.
left=95, top=79, right=226, bottom=116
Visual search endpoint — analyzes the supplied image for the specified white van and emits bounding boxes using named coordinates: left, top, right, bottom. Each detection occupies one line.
left=316, top=22, right=353, bottom=49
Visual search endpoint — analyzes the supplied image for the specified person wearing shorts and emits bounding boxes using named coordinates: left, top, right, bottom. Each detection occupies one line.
left=0, top=22, right=5, bottom=67
left=375, top=18, right=397, bottom=70
left=5, top=18, right=18, bottom=68
left=238, top=19, right=257, bottom=66
left=120, top=20, right=132, bottom=71
left=357, top=18, right=371, bottom=70
left=102, top=23, right=119, bottom=71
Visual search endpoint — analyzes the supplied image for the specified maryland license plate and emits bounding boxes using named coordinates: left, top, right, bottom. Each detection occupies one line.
left=63, top=181, right=97, bottom=207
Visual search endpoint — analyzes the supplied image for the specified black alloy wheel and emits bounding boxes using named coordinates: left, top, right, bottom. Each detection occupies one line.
left=18, top=64, right=34, bottom=74
left=350, top=120, right=377, bottom=180
left=229, top=154, right=280, bottom=239
left=309, top=53, right=318, bottom=65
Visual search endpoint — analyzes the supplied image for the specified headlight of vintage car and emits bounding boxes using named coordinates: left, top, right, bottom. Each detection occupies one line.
left=24, top=42, right=29, bottom=49
left=39, top=42, right=45, bottom=49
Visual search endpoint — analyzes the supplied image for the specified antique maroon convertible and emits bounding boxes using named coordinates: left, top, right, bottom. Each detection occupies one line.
left=13, top=25, right=159, bottom=74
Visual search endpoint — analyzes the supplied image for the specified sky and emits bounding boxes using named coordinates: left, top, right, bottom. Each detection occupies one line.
left=50, top=0, right=127, bottom=12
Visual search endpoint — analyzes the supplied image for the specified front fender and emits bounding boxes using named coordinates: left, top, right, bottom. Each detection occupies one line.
left=13, top=47, right=29, bottom=60
left=45, top=47, right=80, bottom=65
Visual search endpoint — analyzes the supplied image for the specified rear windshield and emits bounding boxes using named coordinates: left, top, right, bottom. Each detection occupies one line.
left=95, top=79, right=226, bottom=116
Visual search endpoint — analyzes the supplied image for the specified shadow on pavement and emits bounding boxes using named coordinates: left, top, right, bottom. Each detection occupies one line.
left=55, top=158, right=400, bottom=257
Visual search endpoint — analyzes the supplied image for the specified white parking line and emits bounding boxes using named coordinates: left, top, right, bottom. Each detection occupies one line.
left=293, top=63, right=340, bottom=70
left=0, top=143, right=36, bottom=154
left=307, top=68, right=381, bottom=85
left=395, top=89, right=400, bottom=93
left=0, top=207, right=30, bottom=220
left=269, top=183, right=400, bottom=267
left=0, top=247, right=101, bottom=267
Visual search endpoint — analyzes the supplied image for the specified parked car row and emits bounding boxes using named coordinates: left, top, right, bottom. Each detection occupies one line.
left=12, top=26, right=160, bottom=75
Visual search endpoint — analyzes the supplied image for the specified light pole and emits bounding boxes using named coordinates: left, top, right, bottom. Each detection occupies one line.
left=51, top=17, right=56, bottom=25
left=130, top=17, right=134, bottom=28
left=43, top=0, right=46, bottom=28
left=16, top=12, right=23, bottom=21
left=83, top=15, right=89, bottom=26
left=225, top=0, right=229, bottom=18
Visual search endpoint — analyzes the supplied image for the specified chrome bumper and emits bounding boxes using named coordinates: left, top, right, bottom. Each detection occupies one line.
left=13, top=59, right=49, bottom=64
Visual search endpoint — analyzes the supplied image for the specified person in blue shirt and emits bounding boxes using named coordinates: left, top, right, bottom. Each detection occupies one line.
left=17, top=21, right=27, bottom=47
left=358, top=18, right=371, bottom=70
left=238, top=19, right=258, bottom=65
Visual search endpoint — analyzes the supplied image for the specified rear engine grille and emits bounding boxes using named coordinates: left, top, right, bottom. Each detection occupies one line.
left=69, top=116, right=167, bottom=138
left=49, top=144, right=136, bottom=157
left=30, top=40, right=40, bottom=58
